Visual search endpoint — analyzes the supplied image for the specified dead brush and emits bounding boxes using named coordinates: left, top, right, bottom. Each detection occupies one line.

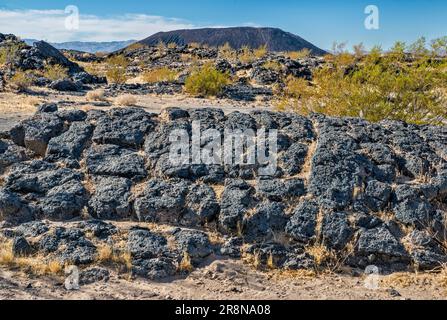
left=86, top=89, right=107, bottom=102
left=179, top=251, right=193, bottom=272
left=96, top=244, right=132, bottom=271
left=0, top=240, right=64, bottom=276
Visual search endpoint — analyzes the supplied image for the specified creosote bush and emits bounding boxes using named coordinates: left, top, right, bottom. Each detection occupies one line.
left=43, top=64, right=68, bottom=81
left=0, top=43, right=25, bottom=67
left=9, top=71, right=33, bottom=92
left=279, top=38, right=447, bottom=125
left=185, top=63, right=231, bottom=97
left=106, top=55, right=128, bottom=84
left=142, top=67, right=177, bottom=83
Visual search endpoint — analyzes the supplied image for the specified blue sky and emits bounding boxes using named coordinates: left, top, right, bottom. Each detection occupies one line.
left=0, top=0, right=446, bottom=50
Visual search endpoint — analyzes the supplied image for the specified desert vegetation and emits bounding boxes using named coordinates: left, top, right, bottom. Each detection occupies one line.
left=142, top=67, right=177, bottom=83
left=105, top=55, right=129, bottom=84
left=279, top=37, right=447, bottom=125
left=185, top=63, right=231, bottom=96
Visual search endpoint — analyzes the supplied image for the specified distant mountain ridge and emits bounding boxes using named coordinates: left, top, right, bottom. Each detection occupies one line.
left=138, top=27, right=326, bottom=55
left=24, top=39, right=136, bottom=53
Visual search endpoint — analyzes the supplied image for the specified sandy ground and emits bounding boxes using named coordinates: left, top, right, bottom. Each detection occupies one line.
left=1, top=258, right=446, bottom=300
left=0, top=88, right=273, bottom=132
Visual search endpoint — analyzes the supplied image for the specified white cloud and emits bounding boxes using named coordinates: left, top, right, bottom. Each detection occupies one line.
left=0, top=9, right=195, bottom=42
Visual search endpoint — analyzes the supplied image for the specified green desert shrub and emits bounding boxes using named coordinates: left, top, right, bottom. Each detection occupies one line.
left=185, top=63, right=230, bottom=97
left=9, top=71, right=33, bottom=92
left=0, top=43, right=24, bottom=67
left=105, top=55, right=128, bottom=84
left=279, top=39, right=447, bottom=125
left=43, top=64, right=68, bottom=81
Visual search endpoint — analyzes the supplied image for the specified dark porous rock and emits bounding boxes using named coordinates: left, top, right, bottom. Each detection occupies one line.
left=77, top=220, right=117, bottom=239
left=357, top=226, right=409, bottom=266
left=79, top=267, right=110, bottom=285
left=37, top=180, right=86, bottom=220
left=16, top=221, right=49, bottom=237
left=220, top=84, right=272, bottom=102
left=225, top=111, right=257, bottom=130
left=392, top=185, right=439, bottom=229
left=215, top=59, right=233, bottom=74
left=88, top=176, right=132, bottom=219
left=403, top=230, right=447, bottom=270
left=86, top=144, right=146, bottom=180
left=144, top=120, right=191, bottom=162
left=280, top=143, right=308, bottom=176
left=285, top=200, right=319, bottom=243
left=12, top=236, right=33, bottom=256
left=5, top=161, right=86, bottom=220
left=243, top=201, right=287, bottom=241
left=73, top=72, right=107, bottom=85
left=219, top=179, right=255, bottom=234
left=0, top=106, right=446, bottom=272
left=363, top=180, right=392, bottom=212
left=160, top=107, right=190, bottom=121
left=220, top=237, right=243, bottom=258
left=32, top=41, right=83, bottom=74
left=321, top=212, right=353, bottom=250
left=37, top=103, right=58, bottom=113
left=10, top=113, right=64, bottom=156
left=282, top=252, right=315, bottom=270
left=189, top=108, right=225, bottom=130
left=127, top=228, right=168, bottom=259
left=183, top=184, right=219, bottom=225
left=308, top=119, right=364, bottom=210
left=92, top=108, right=155, bottom=148
left=57, top=238, right=97, bottom=265
left=39, top=227, right=97, bottom=265
left=0, top=139, right=29, bottom=173
left=131, top=257, right=177, bottom=280
left=0, top=190, right=35, bottom=225
left=256, top=178, right=305, bottom=201
left=134, top=178, right=189, bottom=224
left=49, top=79, right=81, bottom=92
left=251, top=66, right=281, bottom=85
left=56, top=109, right=87, bottom=122
left=243, top=242, right=289, bottom=268
left=172, top=228, right=213, bottom=264
left=45, top=122, right=93, bottom=167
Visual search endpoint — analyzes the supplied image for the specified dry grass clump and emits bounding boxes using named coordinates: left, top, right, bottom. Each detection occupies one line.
left=238, top=46, right=256, bottom=64
left=178, top=251, right=193, bottom=272
left=86, top=89, right=107, bottom=102
left=262, top=61, right=282, bottom=71
left=305, top=243, right=337, bottom=267
left=96, top=244, right=132, bottom=270
left=125, top=42, right=146, bottom=52
left=114, top=94, right=137, bottom=106
left=218, top=42, right=237, bottom=61
left=285, top=48, right=312, bottom=60
left=167, top=42, right=177, bottom=49
left=0, top=240, right=63, bottom=276
left=253, top=44, right=268, bottom=59
left=43, top=64, right=68, bottom=81
left=142, top=67, right=177, bottom=83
